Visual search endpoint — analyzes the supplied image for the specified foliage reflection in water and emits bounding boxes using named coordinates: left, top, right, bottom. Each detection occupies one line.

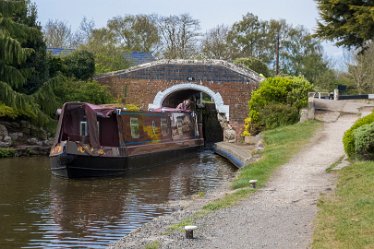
left=0, top=150, right=235, bottom=248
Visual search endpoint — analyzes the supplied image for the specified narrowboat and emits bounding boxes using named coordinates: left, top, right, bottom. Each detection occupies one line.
left=49, top=102, right=204, bottom=178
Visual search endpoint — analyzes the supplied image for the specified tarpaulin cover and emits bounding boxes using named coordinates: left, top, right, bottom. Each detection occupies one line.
left=53, top=102, right=117, bottom=148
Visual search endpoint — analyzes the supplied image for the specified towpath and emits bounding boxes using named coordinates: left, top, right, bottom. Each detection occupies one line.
left=109, top=114, right=357, bottom=249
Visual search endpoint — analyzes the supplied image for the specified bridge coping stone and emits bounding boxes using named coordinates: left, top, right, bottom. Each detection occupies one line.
left=96, top=59, right=264, bottom=83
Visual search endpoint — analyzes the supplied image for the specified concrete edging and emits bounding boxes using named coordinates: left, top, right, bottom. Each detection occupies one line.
left=214, top=144, right=245, bottom=168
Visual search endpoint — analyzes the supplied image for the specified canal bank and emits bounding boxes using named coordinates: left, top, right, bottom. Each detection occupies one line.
left=0, top=120, right=53, bottom=157
left=107, top=117, right=354, bottom=249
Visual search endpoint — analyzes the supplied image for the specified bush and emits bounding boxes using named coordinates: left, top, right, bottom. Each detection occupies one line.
left=0, top=104, right=19, bottom=119
left=247, top=76, right=313, bottom=134
left=47, top=50, right=95, bottom=80
left=54, top=80, right=114, bottom=105
left=0, top=148, right=15, bottom=158
left=353, top=123, right=374, bottom=160
left=124, top=104, right=140, bottom=111
left=343, top=111, right=374, bottom=158
left=63, top=50, right=95, bottom=81
left=242, top=117, right=251, bottom=137
left=259, top=103, right=299, bottom=130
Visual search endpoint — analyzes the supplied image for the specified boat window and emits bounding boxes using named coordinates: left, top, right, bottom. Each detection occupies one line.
left=80, top=121, right=88, bottom=136
left=161, top=118, right=168, bottom=137
left=130, top=117, right=140, bottom=139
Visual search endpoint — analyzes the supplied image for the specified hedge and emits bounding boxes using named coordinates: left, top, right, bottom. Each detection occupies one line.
left=343, top=111, right=374, bottom=158
left=353, top=122, right=374, bottom=160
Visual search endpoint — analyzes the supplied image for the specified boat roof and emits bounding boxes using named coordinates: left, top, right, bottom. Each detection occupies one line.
left=62, top=102, right=190, bottom=117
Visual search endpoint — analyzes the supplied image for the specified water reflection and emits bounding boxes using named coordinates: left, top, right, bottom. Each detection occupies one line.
left=0, top=150, right=235, bottom=248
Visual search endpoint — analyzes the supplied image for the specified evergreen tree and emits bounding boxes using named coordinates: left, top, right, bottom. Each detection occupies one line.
left=13, top=0, right=48, bottom=94
left=0, top=0, right=57, bottom=123
left=316, top=0, right=374, bottom=49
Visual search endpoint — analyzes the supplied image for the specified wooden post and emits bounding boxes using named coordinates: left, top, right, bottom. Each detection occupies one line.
left=249, top=179, right=257, bottom=189
left=184, top=225, right=197, bottom=239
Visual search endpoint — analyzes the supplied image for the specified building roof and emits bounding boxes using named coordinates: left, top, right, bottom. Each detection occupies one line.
left=47, top=47, right=75, bottom=56
left=124, top=51, right=156, bottom=66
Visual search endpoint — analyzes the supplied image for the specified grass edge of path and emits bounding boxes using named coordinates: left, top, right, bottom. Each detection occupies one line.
left=312, top=160, right=374, bottom=249
left=167, top=120, right=322, bottom=233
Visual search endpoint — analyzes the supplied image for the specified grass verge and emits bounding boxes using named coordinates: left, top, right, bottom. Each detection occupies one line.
left=232, top=120, right=321, bottom=189
left=167, top=120, right=321, bottom=232
left=313, top=161, right=374, bottom=249
left=144, top=240, right=160, bottom=249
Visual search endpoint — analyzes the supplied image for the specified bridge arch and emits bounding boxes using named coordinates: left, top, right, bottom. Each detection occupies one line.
left=148, top=83, right=230, bottom=120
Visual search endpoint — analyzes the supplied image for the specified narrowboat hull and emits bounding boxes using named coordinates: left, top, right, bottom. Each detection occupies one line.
left=49, top=102, right=205, bottom=178
left=50, top=145, right=202, bottom=178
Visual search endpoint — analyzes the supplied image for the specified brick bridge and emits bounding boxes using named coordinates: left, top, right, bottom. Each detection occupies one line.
left=96, top=59, right=263, bottom=141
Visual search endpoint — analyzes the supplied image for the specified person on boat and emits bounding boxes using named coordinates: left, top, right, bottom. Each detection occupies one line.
left=176, top=98, right=195, bottom=112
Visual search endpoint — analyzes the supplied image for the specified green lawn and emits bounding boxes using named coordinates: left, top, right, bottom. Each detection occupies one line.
left=313, top=161, right=374, bottom=249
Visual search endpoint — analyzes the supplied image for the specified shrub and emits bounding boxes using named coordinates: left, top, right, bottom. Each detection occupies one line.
left=247, top=76, right=313, bottom=134
left=124, top=104, right=140, bottom=111
left=0, top=104, right=19, bottom=119
left=63, top=50, right=95, bottom=81
left=54, top=80, right=114, bottom=105
left=0, top=148, right=15, bottom=158
left=353, top=122, right=374, bottom=160
left=258, top=103, right=299, bottom=130
left=47, top=50, right=95, bottom=80
left=241, top=117, right=251, bottom=137
left=343, top=111, right=374, bottom=158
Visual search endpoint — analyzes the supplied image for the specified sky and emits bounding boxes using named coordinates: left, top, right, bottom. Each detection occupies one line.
left=33, top=0, right=346, bottom=68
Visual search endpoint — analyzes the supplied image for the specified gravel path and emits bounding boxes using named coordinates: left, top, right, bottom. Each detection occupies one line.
left=109, top=114, right=357, bottom=249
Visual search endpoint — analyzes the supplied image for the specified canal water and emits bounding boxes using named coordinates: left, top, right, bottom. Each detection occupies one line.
left=0, top=150, right=236, bottom=248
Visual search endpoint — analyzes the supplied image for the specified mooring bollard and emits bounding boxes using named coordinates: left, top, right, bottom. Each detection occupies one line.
left=184, top=225, right=197, bottom=239
left=249, top=179, right=257, bottom=189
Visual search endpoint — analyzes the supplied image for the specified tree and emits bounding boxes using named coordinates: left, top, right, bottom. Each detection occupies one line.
left=81, top=28, right=130, bottom=73
left=315, top=0, right=374, bottom=50
left=226, top=13, right=331, bottom=81
left=53, top=80, right=114, bottom=105
left=347, top=42, right=374, bottom=93
left=107, top=14, right=159, bottom=52
left=0, top=0, right=50, bottom=122
left=227, top=13, right=270, bottom=61
left=201, top=24, right=232, bottom=59
left=233, top=57, right=270, bottom=77
left=13, top=0, right=48, bottom=94
left=279, top=25, right=328, bottom=78
left=71, top=17, right=95, bottom=47
left=62, top=50, right=95, bottom=80
left=43, top=19, right=73, bottom=48
left=43, top=17, right=95, bottom=49
left=158, top=14, right=200, bottom=59
left=79, top=14, right=158, bottom=73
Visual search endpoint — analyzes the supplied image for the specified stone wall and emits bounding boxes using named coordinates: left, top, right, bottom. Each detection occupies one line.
left=0, top=119, right=53, bottom=156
